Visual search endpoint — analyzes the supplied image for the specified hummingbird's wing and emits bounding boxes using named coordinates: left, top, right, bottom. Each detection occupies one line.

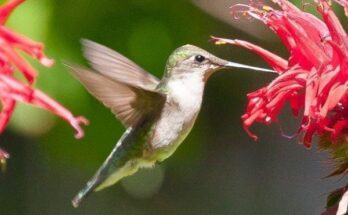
left=81, top=39, right=159, bottom=90
left=66, top=65, right=165, bottom=127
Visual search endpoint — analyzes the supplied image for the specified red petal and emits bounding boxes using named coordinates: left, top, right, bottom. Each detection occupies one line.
left=0, top=97, right=15, bottom=132
left=0, top=40, right=37, bottom=83
left=320, top=83, right=347, bottom=117
left=0, top=0, right=24, bottom=25
left=0, top=27, right=54, bottom=67
left=0, top=74, right=88, bottom=138
left=318, top=1, right=348, bottom=55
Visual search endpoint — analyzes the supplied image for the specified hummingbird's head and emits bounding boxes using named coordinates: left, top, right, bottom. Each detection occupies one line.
left=164, top=44, right=274, bottom=82
left=165, top=44, right=230, bottom=81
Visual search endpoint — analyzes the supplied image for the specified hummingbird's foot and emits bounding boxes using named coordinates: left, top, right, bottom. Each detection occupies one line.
left=0, top=148, right=10, bottom=172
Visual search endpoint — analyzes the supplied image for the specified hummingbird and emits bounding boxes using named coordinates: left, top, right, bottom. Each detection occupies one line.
left=67, top=39, right=273, bottom=207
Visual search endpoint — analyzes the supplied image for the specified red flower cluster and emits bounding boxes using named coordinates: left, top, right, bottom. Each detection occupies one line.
left=213, top=0, right=348, bottom=147
left=0, top=0, right=88, bottom=164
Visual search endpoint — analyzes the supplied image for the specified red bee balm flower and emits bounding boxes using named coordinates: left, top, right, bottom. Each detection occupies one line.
left=0, top=0, right=88, bottom=164
left=213, top=0, right=348, bottom=147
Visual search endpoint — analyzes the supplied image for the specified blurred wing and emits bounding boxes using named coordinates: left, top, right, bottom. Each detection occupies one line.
left=82, top=39, right=159, bottom=90
left=67, top=64, right=165, bottom=127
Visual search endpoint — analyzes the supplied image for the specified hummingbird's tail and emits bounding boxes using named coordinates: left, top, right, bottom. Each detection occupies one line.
left=71, top=127, right=143, bottom=208
left=72, top=159, right=140, bottom=207
left=72, top=177, right=99, bottom=208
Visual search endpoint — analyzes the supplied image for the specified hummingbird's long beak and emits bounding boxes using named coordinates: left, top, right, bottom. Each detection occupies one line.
left=224, top=61, right=276, bottom=73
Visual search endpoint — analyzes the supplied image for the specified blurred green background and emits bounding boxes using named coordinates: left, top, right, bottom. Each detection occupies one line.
left=0, top=0, right=345, bottom=214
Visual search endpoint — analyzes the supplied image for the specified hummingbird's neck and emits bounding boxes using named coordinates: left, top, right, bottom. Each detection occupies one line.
left=164, top=71, right=205, bottom=112
left=157, top=66, right=206, bottom=93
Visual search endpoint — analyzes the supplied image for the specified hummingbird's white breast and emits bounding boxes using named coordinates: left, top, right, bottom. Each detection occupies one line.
left=150, top=72, right=205, bottom=160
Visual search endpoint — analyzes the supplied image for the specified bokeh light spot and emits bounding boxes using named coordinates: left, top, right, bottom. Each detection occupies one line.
left=9, top=103, right=56, bottom=137
left=121, top=165, right=165, bottom=199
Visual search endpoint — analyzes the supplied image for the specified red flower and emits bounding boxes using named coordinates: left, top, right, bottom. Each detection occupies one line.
left=0, top=0, right=88, bottom=164
left=213, top=0, right=348, bottom=147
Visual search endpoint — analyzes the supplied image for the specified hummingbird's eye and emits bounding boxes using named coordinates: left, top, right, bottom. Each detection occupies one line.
left=194, top=55, right=205, bottom=63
